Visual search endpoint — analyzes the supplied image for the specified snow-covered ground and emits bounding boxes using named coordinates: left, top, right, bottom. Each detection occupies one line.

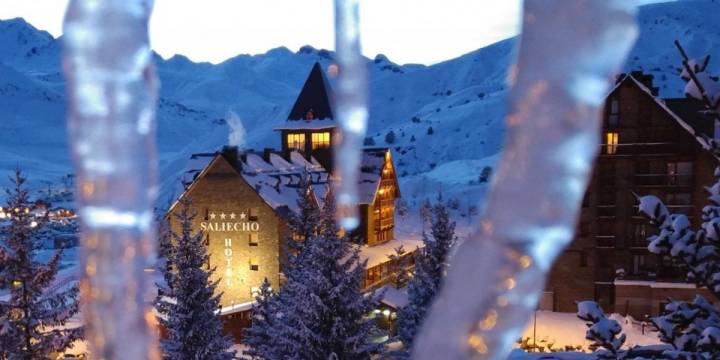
left=517, top=311, right=660, bottom=352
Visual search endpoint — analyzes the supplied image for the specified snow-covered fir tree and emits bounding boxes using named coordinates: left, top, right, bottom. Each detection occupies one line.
left=242, top=278, right=276, bottom=360
left=157, top=198, right=235, bottom=360
left=0, top=169, right=82, bottom=359
left=256, top=181, right=380, bottom=359
left=394, top=197, right=456, bottom=357
left=577, top=301, right=626, bottom=359
left=386, top=245, right=411, bottom=289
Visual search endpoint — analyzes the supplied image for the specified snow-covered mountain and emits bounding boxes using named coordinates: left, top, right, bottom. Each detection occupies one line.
left=0, top=0, right=719, bottom=211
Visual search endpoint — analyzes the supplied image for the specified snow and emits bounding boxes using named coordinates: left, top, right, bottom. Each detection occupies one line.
left=218, top=301, right=254, bottom=316
left=273, top=118, right=337, bottom=130
left=358, top=237, right=423, bottom=269
left=614, top=279, right=698, bottom=289
left=378, top=285, right=409, bottom=309
left=518, top=311, right=661, bottom=352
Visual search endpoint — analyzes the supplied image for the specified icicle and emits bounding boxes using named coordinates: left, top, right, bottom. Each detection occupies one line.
left=62, top=0, right=160, bottom=359
left=333, top=0, right=367, bottom=230
left=412, top=1, right=638, bottom=359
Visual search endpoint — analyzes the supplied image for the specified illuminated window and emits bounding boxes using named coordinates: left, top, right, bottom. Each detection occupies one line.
left=249, top=233, right=259, bottom=247
left=287, top=133, right=305, bottom=150
left=311, top=132, right=331, bottom=149
left=605, top=132, right=619, bottom=154
left=249, top=258, right=259, bottom=271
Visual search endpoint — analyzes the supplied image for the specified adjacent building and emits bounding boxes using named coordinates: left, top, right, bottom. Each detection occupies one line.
left=544, top=72, right=717, bottom=317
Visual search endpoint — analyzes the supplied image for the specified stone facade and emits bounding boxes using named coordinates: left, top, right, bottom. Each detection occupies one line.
left=168, top=155, right=284, bottom=307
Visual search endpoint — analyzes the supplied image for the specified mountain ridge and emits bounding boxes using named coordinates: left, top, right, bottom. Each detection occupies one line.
left=0, top=0, right=719, bottom=210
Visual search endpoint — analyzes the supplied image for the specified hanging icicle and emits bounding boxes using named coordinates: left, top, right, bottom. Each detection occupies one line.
left=412, top=1, right=638, bottom=359
left=62, top=0, right=160, bottom=358
left=333, top=0, right=367, bottom=230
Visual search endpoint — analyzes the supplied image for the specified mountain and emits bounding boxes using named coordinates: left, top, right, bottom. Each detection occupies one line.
left=0, top=0, right=719, bottom=212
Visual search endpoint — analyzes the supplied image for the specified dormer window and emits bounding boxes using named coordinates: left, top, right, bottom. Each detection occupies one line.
left=305, top=110, right=315, bottom=120
left=287, top=133, right=305, bottom=151
left=311, top=132, right=331, bottom=149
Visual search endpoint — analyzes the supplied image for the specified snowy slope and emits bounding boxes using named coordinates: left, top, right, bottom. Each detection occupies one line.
left=0, top=0, right=719, bottom=211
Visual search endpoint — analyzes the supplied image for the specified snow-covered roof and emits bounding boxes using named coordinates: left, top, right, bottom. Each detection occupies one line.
left=173, top=147, right=395, bottom=219
left=218, top=301, right=255, bottom=316
left=357, top=148, right=395, bottom=205
left=614, top=279, right=698, bottom=289
left=274, top=118, right=337, bottom=131
left=358, top=237, right=424, bottom=269
left=378, top=285, right=409, bottom=309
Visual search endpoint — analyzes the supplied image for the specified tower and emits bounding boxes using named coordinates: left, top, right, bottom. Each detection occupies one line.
left=276, top=62, right=337, bottom=171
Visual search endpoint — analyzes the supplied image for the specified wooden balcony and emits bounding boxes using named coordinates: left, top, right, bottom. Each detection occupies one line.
left=599, top=142, right=695, bottom=156
left=633, top=173, right=692, bottom=187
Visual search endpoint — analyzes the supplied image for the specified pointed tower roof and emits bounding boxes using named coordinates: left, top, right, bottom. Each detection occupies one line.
left=286, top=62, right=334, bottom=121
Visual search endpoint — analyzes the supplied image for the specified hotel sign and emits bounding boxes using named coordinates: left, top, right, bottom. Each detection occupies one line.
left=200, top=211, right=260, bottom=232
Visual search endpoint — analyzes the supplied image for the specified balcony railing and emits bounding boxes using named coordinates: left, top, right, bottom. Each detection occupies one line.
left=600, top=142, right=695, bottom=156
left=634, top=173, right=693, bottom=187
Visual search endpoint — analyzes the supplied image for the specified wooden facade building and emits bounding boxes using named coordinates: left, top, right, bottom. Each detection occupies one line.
left=544, top=72, right=717, bottom=317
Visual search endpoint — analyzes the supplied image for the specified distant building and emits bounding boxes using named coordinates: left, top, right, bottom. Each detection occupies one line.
left=544, top=72, right=717, bottom=317
left=167, top=63, right=415, bottom=340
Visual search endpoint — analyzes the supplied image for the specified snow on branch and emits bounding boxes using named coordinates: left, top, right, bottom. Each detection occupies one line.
left=577, top=301, right=626, bottom=359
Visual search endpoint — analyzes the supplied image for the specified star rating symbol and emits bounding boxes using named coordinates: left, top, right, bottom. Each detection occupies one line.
left=220, top=212, right=226, bottom=219
left=210, top=212, right=216, bottom=219
left=240, top=212, right=247, bottom=220
left=230, top=212, right=236, bottom=219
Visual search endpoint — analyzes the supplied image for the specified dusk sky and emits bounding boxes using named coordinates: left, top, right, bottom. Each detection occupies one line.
left=0, top=0, right=523, bottom=65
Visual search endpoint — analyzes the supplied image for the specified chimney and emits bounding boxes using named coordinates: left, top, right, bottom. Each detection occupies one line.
left=221, top=145, right=239, bottom=169
left=629, top=71, right=659, bottom=96
left=263, top=148, right=274, bottom=162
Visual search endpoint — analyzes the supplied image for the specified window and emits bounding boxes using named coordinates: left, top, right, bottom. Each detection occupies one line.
left=632, top=224, right=648, bottom=246
left=248, top=207, right=259, bottom=221
left=305, top=110, right=315, bottom=120
left=311, top=132, right=331, bottom=149
left=249, top=233, right=259, bottom=247
left=608, top=98, right=619, bottom=126
left=249, top=258, right=259, bottom=271
left=666, top=193, right=692, bottom=206
left=631, top=254, right=646, bottom=275
left=667, top=161, right=693, bottom=186
left=605, top=132, right=619, bottom=154
left=287, top=133, right=305, bottom=150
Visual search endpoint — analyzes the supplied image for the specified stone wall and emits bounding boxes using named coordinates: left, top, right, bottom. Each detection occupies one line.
left=169, top=155, right=284, bottom=307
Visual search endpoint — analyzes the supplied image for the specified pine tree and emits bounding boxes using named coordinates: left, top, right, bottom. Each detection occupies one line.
left=264, top=184, right=380, bottom=359
left=0, top=169, right=82, bottom=359
left=386, top=245, right=411, bottom=289
left=157, top=198, right=235, bottom=360
left=242, top=278, right=276, bottom=360
left=394, top=197, right=456, bottom=357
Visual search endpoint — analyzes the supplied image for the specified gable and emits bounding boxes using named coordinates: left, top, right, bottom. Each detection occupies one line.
left=609, top=75, right=716, bottom=155
left=169, top=154, right=277, bottom=219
